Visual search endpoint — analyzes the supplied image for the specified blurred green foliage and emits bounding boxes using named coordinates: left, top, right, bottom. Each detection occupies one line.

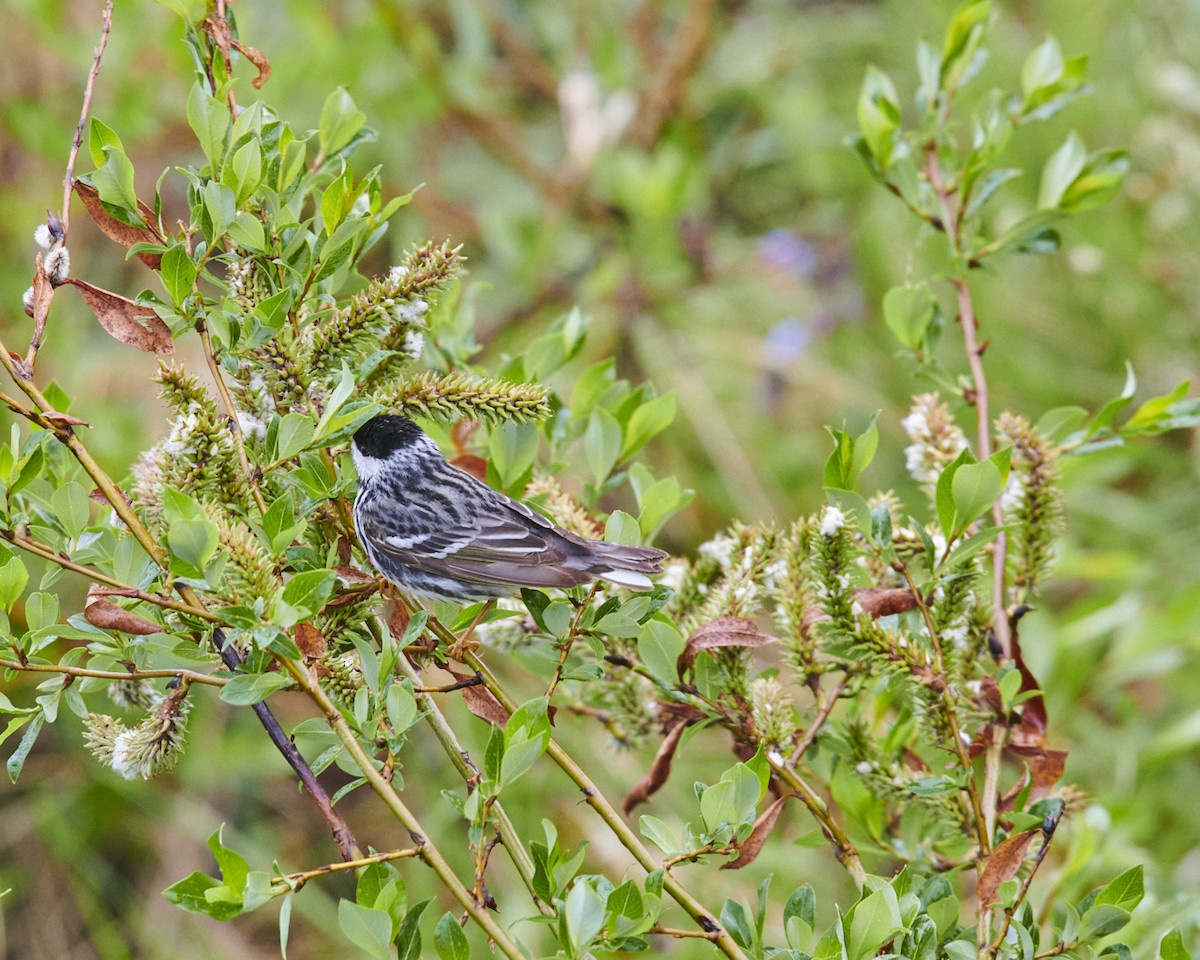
left=0, top=0, right=1198, bottom=957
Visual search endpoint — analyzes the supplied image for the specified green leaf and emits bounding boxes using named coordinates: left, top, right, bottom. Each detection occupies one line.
left=227, top=213, right=266, bottom=251
left=564, top=879, right=607, bottom=959
left=942, top=0, right=991, bottom=73
left=6, top=710, right=43, bottom=783
left=622, top=392, right=676, bottom=458
left=857, top=66, right=901, bottom=167
left=227, top=138, right=263, bottom=206
left=278, top=569, right=337, bottom=625
left=847, top=886, right=903, bottom=960
left=434, top=912, right=469, bottom=960
left=949, top=457, right=1002, bottom=536
left=883, top=283, right=936, bottom=350
left=275, top=413, right=316, bottom=462
left=0, top=556, right=28, bottom=612
left=604, top=510, right=641, bottom=546
left=51, top=481, right=91, bottom=539
left=219, top=672, right=292, bottom=706
left=168, top=516, right=220, bottom=574
left=638, top=619, right=684, bottom=687
left=319, top=88, right=367, bottom=160
left=91, top=146, right=142, bottom=223
left=338, top=900, right=394, bottom=960
left=1095, top=865, right=1144, bottom=912
left=1087, top=362, right=1138, bottom=438
left=824, top=415, right=879, bottom=492
left=1060, top=149, right=1129, bottom=212
left=639, top=815, right=679, bottom=856
left=585, top=407, right=623, bottom=486
left=1079, top=904, right=1131, bottom=941
left=186, top=82, right=230, bottom=170
left=396, top=900, right=431, bottom=960
left=203, top=180, right=237, bottom=238
left=1036, top=405, right=1089, bottom=444
left=87, top=117, right=124, bottom=168
left=700, top=761, right=765, bottom=832
left=385, top=683, right=418, bottom=734
left=935, top=448, right=972, bottom=538
left=160, top=244, right=197, bottom=307
left=1022, top=37, right=1065, bottom=97
left=488, top=421, right=539, bottom=493
left=163, top=871, right=244, bottom=920
left=1160, top=928, right=1192, bottom=960
left=1039, top=132, right=1088, bottom=209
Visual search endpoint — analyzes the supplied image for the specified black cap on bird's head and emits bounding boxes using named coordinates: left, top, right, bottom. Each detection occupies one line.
left=352, top=414, right=426, bottom=459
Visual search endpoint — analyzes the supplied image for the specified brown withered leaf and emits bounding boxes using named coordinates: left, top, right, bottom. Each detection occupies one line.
left=977, top=828, right=1040, bottom=906
left=72, top=181, right=163, bottom=268
left=295, top=622, right=328, bottom=659
left=89, top=485, right=131, bottom=506
left=447, top=667, right=510, bottom=726
left=28, top=254, right=53, bottom=324
left=622, top=717, right=696, bottom=815
left=723, top=794, right=792, bottom=870
left=84, top=587, right=162, bottom=636
left=334, top=565, right=378, bottom=584
left=451, top=453, right=489, bottom=483
left=231, top=38, right=271, bottom=88
left=678, top=617, right=775, bottom=676
left=42, top=411, right=91, bottom=428
left=63, top=279, right=174, bottom=355
left=801, top=587, right=919, bottom=639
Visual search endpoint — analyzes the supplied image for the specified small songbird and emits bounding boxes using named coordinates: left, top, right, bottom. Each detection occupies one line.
left=351, top=414, right=667, bottom=602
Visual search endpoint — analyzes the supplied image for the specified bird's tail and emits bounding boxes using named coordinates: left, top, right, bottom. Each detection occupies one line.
left=587, top=541, right=668, bottom=591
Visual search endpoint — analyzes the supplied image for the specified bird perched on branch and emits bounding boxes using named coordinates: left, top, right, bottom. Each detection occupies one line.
left=351, top=414, right=667, bottom=602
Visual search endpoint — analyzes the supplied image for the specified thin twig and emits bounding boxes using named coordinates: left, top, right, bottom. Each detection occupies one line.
left=279, top=655, right=528, bottom=960
left=277, top=847, right=420, bottom=892
left=196, top=317, right=268, bottom=514
left=767, top=761, right=867, bottom=887
left=988, top=807, right=1063, bottom=957
left=787, top=674, right=847, bottom=767
left=0, top=528, right=220, bottom=622
left=60, top=1, right=114, bottom=241
left=650, top=925, right=720, bottom=941
left=217, top=632, right=361, bottom=860
left=0, top=658, right=225, bottom=687
left=442, top=635, right=751, bottom=960
left=545, top=583, right=598, bottom=698
left=897, top=562, right=991, bottom=855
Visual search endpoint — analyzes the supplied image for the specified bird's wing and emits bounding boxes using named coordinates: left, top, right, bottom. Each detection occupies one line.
left=362, top=474, right=594, bottom=588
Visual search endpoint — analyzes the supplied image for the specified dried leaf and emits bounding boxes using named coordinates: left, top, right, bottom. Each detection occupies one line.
left=63, top=279, right=174, bottom=355
left=231, top=38, right=271, bottom=88
left=451, top=453, right=488, bottom=483
left=42, top=411, right=91, bottom=428
left=853, top=587, right=919, bottom=618
left=295, top=622, right=327, bottom=658
left=678, top=617, right=775, bottom=676
left=723, top=794, right=792, bottom=870
left=801, top=587, right=919, bottom=638
left=84, top=587, right=162, bottom=635
left=72, top=181, right=163, bottom=268
left=447, top=668, right=510, bottom=726
left=977, top=828, right=1039, bottom=906
left=29, top=255, right=54, bottom=324
left=334, top=565, right=377, bottom=583
left=622, top=717, right=694, bottom=815
left=89, top=485, right=131, bottom=506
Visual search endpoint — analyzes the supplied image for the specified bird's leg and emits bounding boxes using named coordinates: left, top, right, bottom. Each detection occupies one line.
left=448, top=599, right=495, bottom=662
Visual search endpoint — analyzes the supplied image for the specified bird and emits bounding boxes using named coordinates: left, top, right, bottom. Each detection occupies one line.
left=351, top=414, right=668, bottom=602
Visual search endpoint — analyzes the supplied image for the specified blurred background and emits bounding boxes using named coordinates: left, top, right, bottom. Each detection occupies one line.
left=0, top=0, right=1198, bottom=957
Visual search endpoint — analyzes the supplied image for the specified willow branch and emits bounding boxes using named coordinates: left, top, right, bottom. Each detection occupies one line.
left=447, top=638, right=751, bottom=960
left=392, top=646, right=551, bottom=916
left=897, top=562, right=990, bottom=854
left=767, top=760, right=867, bottom=887
left=277, top=847, right=421, bottom=892
left=0, top=658, right=225, bottom=687
left=196, top=317, right=268, bottom=515
left=60, top=1, right=114, bottom=240
left=0, top=528, right=219, bottom=622
left=280, top=656, right=527, bottom=960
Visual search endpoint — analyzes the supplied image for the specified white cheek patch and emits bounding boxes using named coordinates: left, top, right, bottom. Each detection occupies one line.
left=352, top=447, right=388, bottom=486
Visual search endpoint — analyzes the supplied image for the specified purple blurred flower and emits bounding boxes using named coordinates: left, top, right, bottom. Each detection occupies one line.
left=756, top=228, right=818, bottom=279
